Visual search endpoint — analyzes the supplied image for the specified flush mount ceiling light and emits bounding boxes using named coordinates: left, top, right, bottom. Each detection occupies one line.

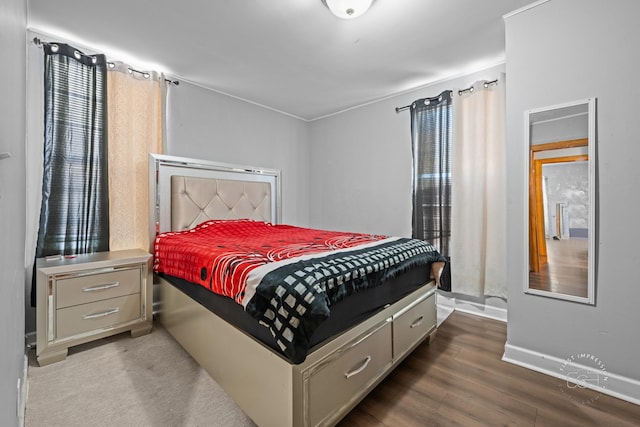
left=322, top=0, right=374, bottom=19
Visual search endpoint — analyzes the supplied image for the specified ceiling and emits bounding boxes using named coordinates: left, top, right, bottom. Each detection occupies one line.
left=28, top=0, right=534, bottom=121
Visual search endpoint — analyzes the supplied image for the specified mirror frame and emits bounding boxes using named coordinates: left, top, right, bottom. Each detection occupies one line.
left=524, top=97, right=596, bottom=304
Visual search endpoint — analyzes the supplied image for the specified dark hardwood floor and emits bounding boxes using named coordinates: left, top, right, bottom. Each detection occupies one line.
left=529, top=237, right=589, bottom=297
left=338, top=312, right=640, bottom=427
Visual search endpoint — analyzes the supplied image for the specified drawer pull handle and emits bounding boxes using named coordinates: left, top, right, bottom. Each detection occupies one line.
left=345, top=356, right=372, bottom=379
left=83, top=282, right=120, bottom=292
left=83, top=308, right=120, bottom=320
left=410, top=316, right=424, bottom=329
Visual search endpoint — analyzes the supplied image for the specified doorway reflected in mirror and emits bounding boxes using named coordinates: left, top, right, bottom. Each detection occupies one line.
left=530, top=154, right=588, bottom=297
left=525, top=98, right=596, bottom=304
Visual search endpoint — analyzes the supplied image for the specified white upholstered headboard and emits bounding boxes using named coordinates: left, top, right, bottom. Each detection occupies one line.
left=149, top=154, right=281, bottom=243
left=170, top=175, right=272, bottom=230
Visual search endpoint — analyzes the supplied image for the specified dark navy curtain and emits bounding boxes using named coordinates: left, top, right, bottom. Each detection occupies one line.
left=32, top=43, right=109, bottom=305
left=36, top=43, right=109, bottom=257
left=410, top=90, right=452, bottom=291
left=32, top=43, right=109, bottom=304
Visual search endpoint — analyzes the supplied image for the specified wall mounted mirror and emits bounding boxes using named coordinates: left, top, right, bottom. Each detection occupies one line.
left=525, top=98, right=596, bottom=304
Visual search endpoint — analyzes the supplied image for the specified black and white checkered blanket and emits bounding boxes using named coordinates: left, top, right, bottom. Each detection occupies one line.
left=244, top=237, right=445, bottom=363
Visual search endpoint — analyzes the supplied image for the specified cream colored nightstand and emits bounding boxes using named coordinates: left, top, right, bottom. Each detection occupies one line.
left=35, top=249, right=152, bottom=366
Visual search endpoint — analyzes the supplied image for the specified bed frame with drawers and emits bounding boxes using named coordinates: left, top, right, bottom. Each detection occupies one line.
left=150, top=154, right=437, bottom=427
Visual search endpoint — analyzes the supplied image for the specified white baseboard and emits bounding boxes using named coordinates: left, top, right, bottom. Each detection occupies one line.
left=436, top=292, right=508, bottom=322
left=18, top=353, right=28, bottom=427
left=503, top=343, right=640, bottom=405
left=436, top=304, right=454, bottom=326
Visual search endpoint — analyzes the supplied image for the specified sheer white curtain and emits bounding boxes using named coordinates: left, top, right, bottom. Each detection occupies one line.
left=450, top=77, right=507, bottom=298
left=107, top=62, right=166, bottom=251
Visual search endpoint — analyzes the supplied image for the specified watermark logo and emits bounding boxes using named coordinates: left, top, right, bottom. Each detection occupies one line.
left=558, top=353, right=608, bottom=405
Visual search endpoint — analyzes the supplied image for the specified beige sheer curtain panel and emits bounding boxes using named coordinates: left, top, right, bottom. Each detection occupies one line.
left=450, top=77, right=507, bottom=298
left=107, top=62, right=166, bottom=251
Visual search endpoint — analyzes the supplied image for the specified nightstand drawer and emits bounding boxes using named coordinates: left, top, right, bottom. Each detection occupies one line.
left=56, top=268, right=141, bottom=309
left=56, top=294, right=141, bottom=339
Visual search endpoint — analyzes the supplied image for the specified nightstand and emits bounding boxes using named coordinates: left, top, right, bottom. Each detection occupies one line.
left=35, top=249, right=152, bottom=366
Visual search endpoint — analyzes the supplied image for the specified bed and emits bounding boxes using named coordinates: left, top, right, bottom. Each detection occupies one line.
left=149, top=154, right=445, bottom=427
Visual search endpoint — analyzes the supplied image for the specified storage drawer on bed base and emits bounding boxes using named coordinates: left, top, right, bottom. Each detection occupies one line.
left=304, top=320, right=393, bottom=427
left=392, top=290, right=437, bottom=361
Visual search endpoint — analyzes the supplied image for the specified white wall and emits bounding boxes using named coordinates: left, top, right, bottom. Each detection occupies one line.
left=504, top=0, right=640, bottom=397
left=166, top=83, right=310, bottom=227
left=0, top=0, right=27, bottom=424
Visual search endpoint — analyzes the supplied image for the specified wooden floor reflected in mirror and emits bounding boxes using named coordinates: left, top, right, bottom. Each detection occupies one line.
left=529, top=237, right=588, bottom=298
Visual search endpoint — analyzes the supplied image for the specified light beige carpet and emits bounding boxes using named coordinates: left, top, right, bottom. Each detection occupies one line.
left=25, top=323, right=256, bottom=427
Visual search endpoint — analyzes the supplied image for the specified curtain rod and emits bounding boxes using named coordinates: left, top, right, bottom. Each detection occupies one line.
left=32, top=37, right=179, bottom=86
left=457, top=79, right=497, bottom=96
left=395, top=104, right=411, bottom=114
left=394, top=79, right=499, bottom=113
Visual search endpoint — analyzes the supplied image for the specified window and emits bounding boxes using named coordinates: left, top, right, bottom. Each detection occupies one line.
left=410, top=90, right=452, bottom=257
left=35, top=43, right=109, bottom=258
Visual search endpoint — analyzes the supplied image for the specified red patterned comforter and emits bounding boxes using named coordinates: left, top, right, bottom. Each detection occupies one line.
left=153, top=219, right=388, bottom=303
